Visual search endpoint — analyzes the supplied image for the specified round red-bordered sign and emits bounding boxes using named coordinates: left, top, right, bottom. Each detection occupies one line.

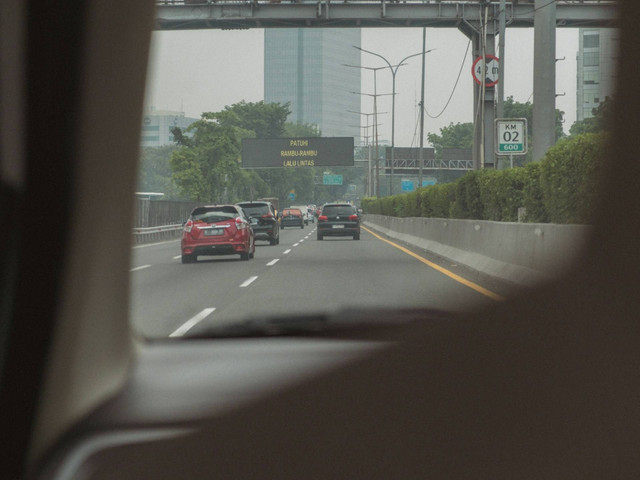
left=472, top=55, right=499, bottom=87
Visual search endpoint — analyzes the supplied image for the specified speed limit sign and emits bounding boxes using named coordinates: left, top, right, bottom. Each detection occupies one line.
left=495, top=119, right=527, bottom=155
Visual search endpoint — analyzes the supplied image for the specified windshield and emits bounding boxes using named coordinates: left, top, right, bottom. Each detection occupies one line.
left=191, top=206, right=239, bottom=223
left=132, top=11, right=616, bottom=339
left=238, top=204, right=270, bottom=217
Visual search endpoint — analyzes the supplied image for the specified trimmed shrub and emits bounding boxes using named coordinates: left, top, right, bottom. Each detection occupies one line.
left=360, top=133, right=605, bottom=225
left=450, top=170, right=483, bottom=219
left=540, top=133, right=606, bottom=224
left=522, top=162, right=547, bottom=222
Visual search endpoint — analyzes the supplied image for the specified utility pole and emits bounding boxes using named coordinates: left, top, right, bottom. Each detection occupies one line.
left=418, top=27, right=426, bottom=188
left=497, top=0, right=506, bottom=169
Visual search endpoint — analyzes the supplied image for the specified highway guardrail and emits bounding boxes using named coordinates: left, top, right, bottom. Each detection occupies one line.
left=133, top=224, right=183, bottom=244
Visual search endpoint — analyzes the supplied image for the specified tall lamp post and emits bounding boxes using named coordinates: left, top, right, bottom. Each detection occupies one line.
left=344, top=63, right=394, bottom=198
left=347, top=110, right=386, bottom=197
left=356, top=46, right=435, bottom=195
left=351, top=91, right=392, bottom=198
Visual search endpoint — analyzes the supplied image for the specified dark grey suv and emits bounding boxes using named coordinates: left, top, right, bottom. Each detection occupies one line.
left=236, top=201, right=280, bottom=245
left=317, top=203, right=360, bottom=240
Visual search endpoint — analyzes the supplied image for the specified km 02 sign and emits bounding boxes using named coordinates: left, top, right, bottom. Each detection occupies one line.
left=242, top=137, right=354, bottom=168
left=495, top=118, right=528, bottom=155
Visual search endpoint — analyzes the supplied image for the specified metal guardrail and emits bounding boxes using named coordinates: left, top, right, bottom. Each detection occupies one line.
left=133, top=224, right=183, bottom=244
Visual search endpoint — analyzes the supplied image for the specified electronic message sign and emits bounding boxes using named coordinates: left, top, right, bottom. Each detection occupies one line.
left=242, top=137, right=354, bottom=168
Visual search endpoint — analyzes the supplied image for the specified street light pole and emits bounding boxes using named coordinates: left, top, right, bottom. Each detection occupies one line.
left=347, top=110, right=386, bottom=197
left=356, top=46, right=435, bottom=196
left=351, top=90, right=392, bottom=198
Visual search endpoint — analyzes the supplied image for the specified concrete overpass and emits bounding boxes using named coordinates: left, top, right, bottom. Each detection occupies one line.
left=154, top=1, right=618, bottom=31
left=153, top=0, right=619, bottom=176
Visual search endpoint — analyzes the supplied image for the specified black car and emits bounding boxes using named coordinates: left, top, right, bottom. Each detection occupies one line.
left=317, top=203, right=361, bottom=240
left=236, top=201, right=280, bottom=245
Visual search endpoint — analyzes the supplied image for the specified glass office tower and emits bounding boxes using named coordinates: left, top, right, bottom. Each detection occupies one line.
left=264, top=29, right=361, bottom=139
left=576, top=28, right=618, bottom=122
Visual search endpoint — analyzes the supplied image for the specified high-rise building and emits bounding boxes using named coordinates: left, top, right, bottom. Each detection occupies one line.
left=141, top=108, right=198, bottom=147
left=576, top=28, right=618, bottom=122
left=264, top=29, right=361, bottom=139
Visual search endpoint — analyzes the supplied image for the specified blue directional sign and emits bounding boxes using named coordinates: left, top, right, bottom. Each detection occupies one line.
left=401, top=180, right=415, bottom=192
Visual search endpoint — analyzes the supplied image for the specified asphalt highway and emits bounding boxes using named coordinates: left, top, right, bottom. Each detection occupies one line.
left=130, top=223, right=507, bottom=338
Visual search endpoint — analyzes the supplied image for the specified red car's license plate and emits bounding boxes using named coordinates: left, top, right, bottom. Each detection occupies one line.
left=204, top=229, right=224, bottom=236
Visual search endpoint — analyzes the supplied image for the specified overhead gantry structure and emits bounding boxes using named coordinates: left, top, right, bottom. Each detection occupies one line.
left=154, top=0, right=618, bottom=169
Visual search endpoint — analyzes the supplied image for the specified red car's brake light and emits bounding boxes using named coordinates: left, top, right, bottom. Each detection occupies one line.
left=183, top=220, right=193, bottom=233
left=235, top=217, right=248, bottom=230
left=318, top=215, right=328, bottom=221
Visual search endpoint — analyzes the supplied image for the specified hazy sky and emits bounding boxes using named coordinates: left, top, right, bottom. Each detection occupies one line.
left=145, top=27, right=578, bottom=146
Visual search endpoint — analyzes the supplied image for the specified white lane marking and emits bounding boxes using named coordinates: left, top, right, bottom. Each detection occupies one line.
left=266, top=259, right=280, bottom=266
left=240, top=276, right=258, bottom=288
left=130, top=265, right=151, bottom=272
left=173, top=255, right=181, bottom=260
left=293, top=243, right=300, bottom=247
left=283, top=249, right=292, bottom=254
left=132, top=239, right=181, bottom=249
left=169, top=308, right=216, bottom=338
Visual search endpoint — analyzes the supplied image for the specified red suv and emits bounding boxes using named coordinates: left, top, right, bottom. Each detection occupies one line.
left=181, top=205, right=255, bottom=263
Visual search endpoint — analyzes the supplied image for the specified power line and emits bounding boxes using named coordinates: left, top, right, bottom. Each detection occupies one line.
left=424, top=38, right=472, bottom=119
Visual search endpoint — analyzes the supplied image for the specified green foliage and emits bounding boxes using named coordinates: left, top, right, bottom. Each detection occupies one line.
left=476, top=168, right=526, bottom=222
left=504, top=96, right=533, bottom=137
left=521, top=162, right=547, bottom=222
left=138, top=146, right=182, bottom=199
left=213, top=100, right=290, bottom=139
left=450, top=171, right=483, bottom=219
left=170, top=119, right=240, bottom=202
left=539, top=133, right=606, bottom=224
left=569, top=96, right=615, bottom=136
left=361, top=133, right=606, bottom=225
left=168, top=101, right=327, bottom=205
left=427, top=122, right=473, bottom=159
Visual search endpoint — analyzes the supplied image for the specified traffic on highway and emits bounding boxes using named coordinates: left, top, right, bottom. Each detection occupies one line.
left=131, top=216, right=509, bottom=339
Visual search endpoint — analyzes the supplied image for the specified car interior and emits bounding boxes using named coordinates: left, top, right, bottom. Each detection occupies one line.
left=1, top=1, right=639, bottom=479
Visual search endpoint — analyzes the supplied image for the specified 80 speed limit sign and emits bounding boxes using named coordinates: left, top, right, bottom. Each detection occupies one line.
left=495, top=118, right=528, bottom=155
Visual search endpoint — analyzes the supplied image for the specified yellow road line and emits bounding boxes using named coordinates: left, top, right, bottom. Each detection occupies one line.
left=361, top=225, right=505, bottom=302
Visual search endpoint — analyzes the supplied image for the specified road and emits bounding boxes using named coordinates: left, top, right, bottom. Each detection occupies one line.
left=130, top=222, right=508, bottom=338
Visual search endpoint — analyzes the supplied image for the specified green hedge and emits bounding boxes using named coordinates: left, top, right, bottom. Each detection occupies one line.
left=361, top=133, right=606, bottom=224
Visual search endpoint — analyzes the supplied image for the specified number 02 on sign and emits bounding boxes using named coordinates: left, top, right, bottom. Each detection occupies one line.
left=495, top=119, right=527, bottom=155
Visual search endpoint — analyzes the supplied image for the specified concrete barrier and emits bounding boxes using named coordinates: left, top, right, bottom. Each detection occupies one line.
left=363, top=215, right=593, bottom=286
left=132, top=224, right=183, bottom=244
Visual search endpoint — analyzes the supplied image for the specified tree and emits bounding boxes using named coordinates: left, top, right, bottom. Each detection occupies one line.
left=213, top=100, right=291, bottom=139
left=138, top=145, right=182, bottom=198
left=503, top=96, right=565, bottom=142
left=569, top=96, right=615, bottom=136
left=170, top=117, right=241, bottom=202
left=427, top=122, right=474, bottom=153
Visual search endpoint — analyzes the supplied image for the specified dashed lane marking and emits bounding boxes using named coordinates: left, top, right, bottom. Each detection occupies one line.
left=130, top=265, right=151, bottom=272
left=240, top=276, right=258, bottom=288
left=169, top=308, right=216, bottom=337
left=266, top=259, right=279, bottom=266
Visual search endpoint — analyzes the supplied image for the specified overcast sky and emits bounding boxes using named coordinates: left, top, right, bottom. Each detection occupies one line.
left=145, top=27, right=578, bottom=147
